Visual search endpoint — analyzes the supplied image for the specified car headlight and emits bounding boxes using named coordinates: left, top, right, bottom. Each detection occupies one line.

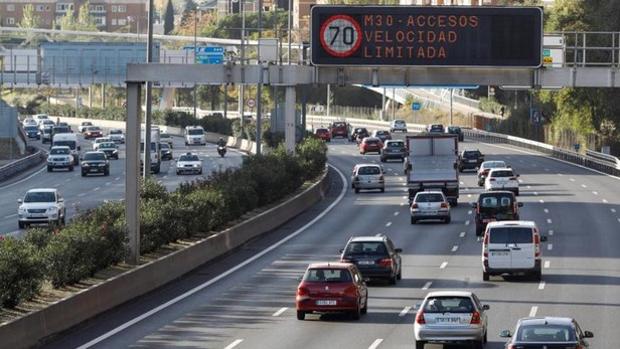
left=112, top=149, right=118, bottom=153
left=82, top=163, right=90, bottom=167
left=193, top=164, right=200, bottom=167
left=47, top=207, right=58, bottom=213
left=18, top=207, right=26, bottom=214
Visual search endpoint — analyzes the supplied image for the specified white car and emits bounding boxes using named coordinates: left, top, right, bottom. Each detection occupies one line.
left=47, top=146, right=75, bottom=172
left=108, top=129, right=125, bottom=144
left=414, top=291, right=489, bottom=349
left=482, top=221, right=547, bottom=281
left=22, top=118, right=37, bottom=127
left=185, top=126, right=206, bottom=146
left=410, top=191, right=451, bottom=224
left=38, top=119, right=55, bottom=131
left=176, top=152, right=203, bottom=175
left=477, top=160, right=508, bottom=186
left=351, top=164, right=385, bottom=193
left=18, top=188, right=66, bottom=229
left=78, top=121, right=94, bottom=133
left=484, top=168, right=520, bottom=195
left=92, top=136, right=111, bottom=151
left=34, top=114, right=50, bottom=125
left=390, top=119, right=408, bottom=133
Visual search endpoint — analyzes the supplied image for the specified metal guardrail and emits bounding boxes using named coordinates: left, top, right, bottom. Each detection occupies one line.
left=0, top=149, right=46, bottom=183
left=585, top=149, right=620, bottom=168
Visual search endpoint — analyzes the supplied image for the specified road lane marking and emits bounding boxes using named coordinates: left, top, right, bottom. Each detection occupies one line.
left=64, top=178, right=71, bottom=182
left=546, top=219, right=552, bottom=224
left=459, top=232, right=466, bottom=238
left=451, top=245, right=459, bottom=252
left=581, top=184, right=587, bottom=188
left=440, top=262, right=448, bottom=269
left=527, top=185, right=531, bottom=189
left=385, top=222, right=392, bottom=227
left=612, top=208, right=617, bottom=213
left=223, top=339, right=244, bottom=349
left=592, top=191, right=598, bottom=195
left=402, top=196, right=408, bottom=199
left=548, top=230, right=554, bottom=236
left=272, top=307, right=287, bottom=317
left=77, top=193, right=86, bottom=197
left=399, top=306, right=412, bottom=317
left=465, top=220, right=470, bottom=226
left=544, top=261, right=550, bottom=269
left=538, top=281, right=546, bottom=290
left=368, top=339, right=384, bottom=349
left=74, top=164, right=349, bottom=349
left=93, top=187, right=100, bottom=191
left=460, top=181, right=464, bottom=185
left=115, top=177, right=120, bottom=181
left=529, top=306, right=538, bottom=317
left=602, top=199, right=608, bottom=203
left=422, top=281, right=432, bottom=290
left=570, top=178, right=575, bottom=182
left=400, top=202, right=405, bottom=206
left=105, top=182, right=111, bottom=186
left=3, top=214, right=17, bottom=219
left=547, top=244, right=553, bottom=251
left=467, top=194, right=472, bottom=198
left=544, top=209, right=549, bottom=214
left=0, top=165, right=47, bottom=189
left=394, top=212, right=399, bottom=216
left=539, top=199, right=545, bottom=204
left=468, top=210, right=472, bottom=215
left=533, top=191, right=538, bottom=196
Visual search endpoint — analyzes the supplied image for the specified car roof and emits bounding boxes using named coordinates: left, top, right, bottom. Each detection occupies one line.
left=416, top=191, right=444, bottom=195
left=487, top=220, right=536, bottom=228
left=27, top=188, right=57, bottom=193
left=51, top=146, right=71, bottom=149
left=488, top=167, right=513, bottom=172
left=425, top=291, right=474, bottom=298
left=354, top=163, right=381, bottom=169
left=518, top=317, right=574, bottom=326
left=316, top=128, right=328, bottom=131
left=349, top=236, right=387, bottom=243
left=307, top=262, right=352, bottom=269
left=364, top=137, right=381, bottom=141
left=479, top=191, right=515, bottom=197
left=84, top=151, right=105, bottom=155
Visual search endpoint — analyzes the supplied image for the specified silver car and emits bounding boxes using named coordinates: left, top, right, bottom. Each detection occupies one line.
left=414, top=291, right=489, bottom=349
left=351, top=164, right=385, bottom=193
left=410, top=191, right=451, bottom=224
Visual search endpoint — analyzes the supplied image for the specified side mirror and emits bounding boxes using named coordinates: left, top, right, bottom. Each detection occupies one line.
left=540, top=236, right=548, bottom=242
left=583, top=330, right=594, bottom=338
left=518, top=202, right=524, bottom=207
left=394, top=248, right=403, bottom=253
left=339, top=248, right=344, bottom=253
left=58, top=198, right=64, bottom=203
left=17, top=199, right=23, bottom=204
left=471, top=202, right=478, bottom=208
left=499, top=330, right=512, bottom=338
left=407, top=163, right=412, bottom=170
left=482, top=304, right=490, bottom=311
left=77, top=146, right=81, bottom=151
left=516, top=174, right=521, bottom=177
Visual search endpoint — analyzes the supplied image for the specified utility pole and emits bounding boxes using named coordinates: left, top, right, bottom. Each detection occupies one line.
left=238, top=0, right=245, bottom=135
left=193, top=10, right=198, bottom=122
left=449, top=88, right=454, bottom=125
left=256, top=0, right=263, bottom=155
left=143, top=0, right=154, bottom=179
left=287, top=0, right=292, bottom=64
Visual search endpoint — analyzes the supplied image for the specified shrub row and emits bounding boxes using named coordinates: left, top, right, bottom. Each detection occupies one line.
left=0, top=137, right=327, bottom=309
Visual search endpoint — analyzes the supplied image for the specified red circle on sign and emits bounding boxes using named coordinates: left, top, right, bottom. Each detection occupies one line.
left=319, top=15, right=362, bottom=58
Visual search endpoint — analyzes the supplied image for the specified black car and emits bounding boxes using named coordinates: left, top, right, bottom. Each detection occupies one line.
left=472, top=191, right=523, bottom=236
left=160, top=142, right=173, bottom=160
left=98, top=142, right=119, bottom=160
left=500, top=317, right=593, bottom=349
left=350, top=127, right=369, bottom=142
left=340, top=235, right=402, bottom=284
left=23, top=125, right=40, bottom=139
left=57, top=122, right=72, bottom=132
left=81, top=151, right=110, bottom=177
left=427, top=124, right=445, bottom=134
left=381, top=140, right=407, bottom=163
left=447, top=126, right=464, bottom=141
left=458, top=150, right=484, bottom=172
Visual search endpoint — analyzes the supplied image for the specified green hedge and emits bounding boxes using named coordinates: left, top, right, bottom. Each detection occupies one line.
left=0, top=137, right=327, bottom=308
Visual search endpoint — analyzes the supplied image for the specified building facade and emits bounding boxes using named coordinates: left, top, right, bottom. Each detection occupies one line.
left=0, top=0, right=147, bottom=32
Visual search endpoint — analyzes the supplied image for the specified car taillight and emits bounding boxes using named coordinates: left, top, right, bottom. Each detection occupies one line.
left=440, top=202, right=448, bottom=208
left=379, top=175, right=384, bottom=180
left=378, top=258, right=392, bottom=268
left=296, top=287, right=309, bottom=299
left=344, top=285, right=358, bottom=297
left=483, top=234, right=489, bottom=258
left=470, top=311, right=481, bottom=324
left=509, top=177, right=517, bottom=181
left=415, top=311, right=426, bottom=324
left=534, top=233, right=541, bottom=257
left=411, top=203, right=418, bottom=209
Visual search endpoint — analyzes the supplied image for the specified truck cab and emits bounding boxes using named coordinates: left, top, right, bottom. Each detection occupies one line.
left=51, top=133, right=80, bottom=165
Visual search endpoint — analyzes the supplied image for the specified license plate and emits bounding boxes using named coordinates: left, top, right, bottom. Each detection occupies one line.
left=468, top=160, right=477, bottom=163
left=423, top=211, right=437, bottom=215
left=491, top=251, right=509, bottom=256
left=358, top=260, right=375, bottom=265
left=316, top=300, right=337, bottom=306
left=436, top=317, right=461, bottom=323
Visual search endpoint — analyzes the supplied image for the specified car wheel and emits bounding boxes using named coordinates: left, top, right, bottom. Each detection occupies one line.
left=410, top=217, right=416, bottom=224
left=484, top=331, right=488, bottom=343
left=18, top=221, right=25, bottom=229
left=176, top=171, right=180, bottom=175
left=476, top=225, right=483, bottom=237
left=459, top=167, right=463, bottom=173
left=104, top=170, right=110, bottom=176
left=199, top=170, right=203, bottom=175
left=47, top=166, right=52, bottom=172
left=355, top=188, right=360, bottom=194
left=415, top=340, right=426, bottom=349
left=351, top=305, right=362, bottom=320
left=483, top=271, right=489, bottom=281
left=380, top=157, right=385, bottom=163
left=472, top=340, right=484, bottom=349
left=534, top=271, right=542, bottom=281
left=81, top=171, right=87, bottom=177
left=69, top=166, right=74, bottom=171
left=515, top=189, right=520, bottom=196
left=380, top=187, right=385, bottom=193
left=397, top=269, right=402, bottom=280
left=361, top=297, right=368, bottom=315
left=389, top=274, right=397, bottom=285
left=296, top=311, right=305, bottom=320
left=61, top=215, right=65, bottom=226
left=444, top=216, right=451, bottom=224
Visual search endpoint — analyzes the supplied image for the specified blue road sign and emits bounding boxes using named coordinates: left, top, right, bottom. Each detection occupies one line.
left=194, top=46, right=224, bottom=64
left=411, top=102, right=421, bottom=111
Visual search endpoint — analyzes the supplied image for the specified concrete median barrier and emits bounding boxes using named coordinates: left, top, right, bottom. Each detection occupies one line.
left=0, top=167, right=330, bottom=349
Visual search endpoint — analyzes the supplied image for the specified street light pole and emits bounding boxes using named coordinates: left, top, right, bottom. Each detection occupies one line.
left=193, top=11, right=198, bottom=121
left=287, top=0, right=292, bottom=64
left=256, top=0, right=263, bottom=155
left=238, top=0, right=245, bottom=135
left=143, top=0, right=154, bottom=179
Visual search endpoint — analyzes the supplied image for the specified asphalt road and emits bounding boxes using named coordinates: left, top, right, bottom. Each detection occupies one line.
left=0, top=133, right=243, bottom=238
left=40, top=135, right=620, bottom=349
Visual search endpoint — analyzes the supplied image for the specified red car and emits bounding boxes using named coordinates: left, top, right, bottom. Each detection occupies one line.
left=329, top=121, right=349, bottom=139
left=83, top=126, right=103, bottom=139
left=359, top=137, right=383, bottom=155
left=315, top=128, right=331, bottom=142
left=296, top=262, right=368, bottom=320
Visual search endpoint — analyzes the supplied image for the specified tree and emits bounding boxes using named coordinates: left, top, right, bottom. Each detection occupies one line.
left=76, top=1, right=98, bottom=31
left=181, top=0, right=197, bottom=26
left=164, top=0, right=175, bottom=35
left=18, top=4, right=40, bottom=44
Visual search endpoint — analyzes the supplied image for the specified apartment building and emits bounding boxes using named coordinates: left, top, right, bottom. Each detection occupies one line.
left=0, top=0, right=147, bottom=32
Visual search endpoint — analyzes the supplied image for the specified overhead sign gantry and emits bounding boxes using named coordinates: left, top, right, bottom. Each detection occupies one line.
left=311, top=6, right=543, bottom=68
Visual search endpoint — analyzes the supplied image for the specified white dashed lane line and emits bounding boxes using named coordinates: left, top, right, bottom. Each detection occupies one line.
left=547, top=244, right=553, bottom=251
left=223, top=339, right=244, bottom=349
left=385, top=222, right=392, bottom=227
left=612, top=208, right=617, bottom=213
left=592, top=191, right=598, bottom=195
left=465, top=220, right=470, bottom=226
left=393, top=212, right=399, bottom=216
left=272, top=307, right=287, bottom=317
left=459, top=232, right=466, bottom=238
left=451, top=245, right=459, bottom=252
left=548, top=230, right=554, bottom=236
left=468, top=210, right=472, bottom=215
left=602, top=199, right=608, bottom=203
left=439, top=262, right=448, bottom=269
left=368, top=339, right=384, bottom=349
left=544, top=261, right=551, bottom=269
left=399, top=306, right=412, bottom=317
left=546, top=219, right=552, bottom=224
left=422, top=281, right=433, bottom=290
left=538, top=281, right=546, bottom=290
left=539, top=199, right=544, bottom=204
left=581, top=184, right=587, bottom=188
left=529, top=306, right=539, bottom=317
left=543, top=209, right=549, bottom=214
left=569, top=178, right=576, bottom=182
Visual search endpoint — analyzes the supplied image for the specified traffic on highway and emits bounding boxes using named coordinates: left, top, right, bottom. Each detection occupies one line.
left=24, top=118, right=617, bottom=349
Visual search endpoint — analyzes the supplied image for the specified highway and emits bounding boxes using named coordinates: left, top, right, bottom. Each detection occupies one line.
left=36, top=135, right=620, bottom=349
left=0, top=132, right=243, bottom=238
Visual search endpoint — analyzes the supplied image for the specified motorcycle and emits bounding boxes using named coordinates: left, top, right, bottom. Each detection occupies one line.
left=217, top=145, right=226, bottom=158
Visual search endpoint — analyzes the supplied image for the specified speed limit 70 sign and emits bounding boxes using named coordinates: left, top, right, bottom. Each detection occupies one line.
left=319, top=15, right=362, bottom=58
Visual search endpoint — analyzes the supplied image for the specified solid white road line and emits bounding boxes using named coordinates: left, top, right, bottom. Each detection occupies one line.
left=386, top=222, right=392, bottom=227
left=544, top=209, right=549, bottom=214
left=272, top=307, right=288, bottom=317
left=440, top=262, right=448, bottom=269
left=547, top=219, right=553, bottom=224
left=223, top=339, right=244, bottom=349
left=451, top=245, right=459, bottom=252
left=93, top=187, right=100, bottom=191
left=617, top=218, right=620, bottom=223
left=74, top=164, right=349, bottom=349
left=548, top=230, right=554, bottom=236
left=0, top=165, right=46, bottom=189
left=544, top=261, right=551, bottom=269
left=465, top=220, right=470, bottom=226
left=422, top=281, right=432, bottom=290
left=538, top=281, right=546, bottom=290
left=3, top=214, right=17, bottom=219
left=399, top=306, right=412, bottom=317
left=394, top=212, right=399, bottom=216
left=547, top=244, right=553, bottom=251
left=459, top=232, right=466, bottom=238
left=612, top=208, right=617, bottom=213
left=368, top=339, right=384, bottom=349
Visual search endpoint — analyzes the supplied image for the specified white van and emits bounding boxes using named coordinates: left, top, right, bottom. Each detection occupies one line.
left=51, top=133, right=80, bottom=165
left=185, top=126, right=206, bottom=146
left=482, top=221, right=547, bottom=281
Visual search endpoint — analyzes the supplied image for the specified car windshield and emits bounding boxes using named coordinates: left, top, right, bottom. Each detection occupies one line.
left=394, top=120, right=405, bottom=125
left=100, top=143, right=116, bottom=149
left=490, top=170, right=514, bottom=177
left=88, top=127, right=101, bottom=131
left=357, top=166, right=380, bottom=175
left=449, top=127, right=461, bottom=132
left=161, top=133, right=171, bottom=138
left=110, top=130, right=122, bottom=135
left=423, top=296, right=475, bottom=313
left=53, top=140, right=76, bottom=149
left=376, top=131, right=388, bottom=136
left=43, top=128, right=52, bottom=134
left=332, top=122, right=346, bottom=128
left=180, top=155, right=199, bottom=162
left=489, top=227, right=533, bottom=244
left=50, top=148, right=70, bottom=155
left=82, top=122, right=92, bottom=126
left=415, top=193, right=444, bottom=203
left=24, top=191, right=55, bottom=203
left=430, top=125, right=444, bottom=132
left=84, top=153, right=106, bottom=161
left=303, top=268, right=352, bottom=282
left=140, top=142, right=157, bottom=152
left=316, top=129, right=328, bottom=134
left=387, top=141, right=404, bottom=148
left=188, top=129, right=204, bottom=135
left=478, top=195, right=514, bottom=218
left=53, top=127, right=70, bottom=133
left=366, top=139, right=380, bottom=145
left=344, top=242, right=387, bottom=256
left=516, top=325, right=576, bottom=342
left=483, top=161, right=506, bottom=169
left=464, top=151, right=480, bottom=158
left=25, top=126, right=38, bottom=131
left=160, top=143, right=169, bottom=149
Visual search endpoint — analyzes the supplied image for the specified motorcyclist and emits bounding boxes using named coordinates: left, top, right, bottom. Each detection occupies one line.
left=217, top=137, right=226, bottom=148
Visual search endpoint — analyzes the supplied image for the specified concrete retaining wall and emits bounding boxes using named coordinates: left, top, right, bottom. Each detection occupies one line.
left=0, top=167, right=330, bottom=349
